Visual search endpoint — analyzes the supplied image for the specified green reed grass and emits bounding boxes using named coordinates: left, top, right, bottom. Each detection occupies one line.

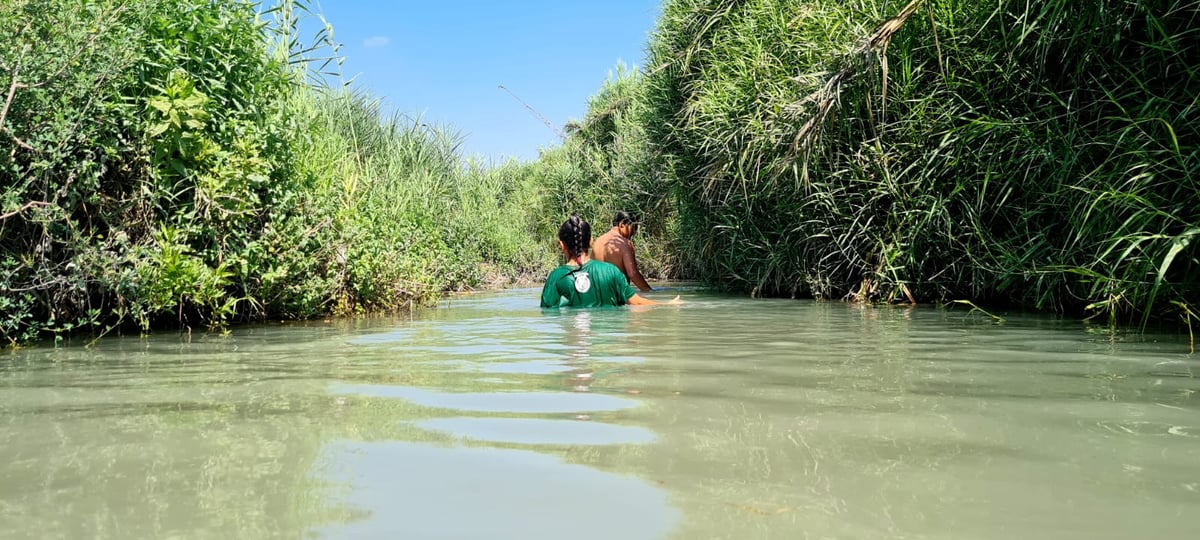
left=1, top=0, right=555, bottom=345
left=564, top=0, right=1197, bottom=326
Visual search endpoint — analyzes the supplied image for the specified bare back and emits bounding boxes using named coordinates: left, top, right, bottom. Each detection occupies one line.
left=592, top=227, right=652, bottom=291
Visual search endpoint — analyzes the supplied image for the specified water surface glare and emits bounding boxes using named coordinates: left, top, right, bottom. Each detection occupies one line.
left=2, top=287, right=1199, bottom=539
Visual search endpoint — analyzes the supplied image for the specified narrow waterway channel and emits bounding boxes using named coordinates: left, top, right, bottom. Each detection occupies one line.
left=2, top=287, right=1198, bottom=539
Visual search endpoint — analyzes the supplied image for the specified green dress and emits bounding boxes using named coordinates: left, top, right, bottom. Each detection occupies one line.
left=540, top=260, right=638, bottom=308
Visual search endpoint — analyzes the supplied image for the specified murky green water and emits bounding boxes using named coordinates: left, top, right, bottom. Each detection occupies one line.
left=2, top=287, right=1199, bottom=539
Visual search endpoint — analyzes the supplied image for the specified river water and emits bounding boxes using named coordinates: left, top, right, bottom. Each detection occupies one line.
left=2, top=287, right=1198, bottom=539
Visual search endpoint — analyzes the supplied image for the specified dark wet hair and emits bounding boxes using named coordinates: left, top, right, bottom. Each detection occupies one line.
left=558, top=213, right=591, bottom=259
left=612, top=211, right=639, bottom=227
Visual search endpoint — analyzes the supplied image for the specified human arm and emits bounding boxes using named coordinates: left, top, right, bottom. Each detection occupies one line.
left=622, top=275, right=680, bottom=306
left=540, top=285, right=562, bottom=308
left=610, top=262, right=679, bottom=306
left=622, top=241, right=653, bottom=292
left=627, top=293, right=682, bottom=305
left=539, top=268, right=567, bottom=307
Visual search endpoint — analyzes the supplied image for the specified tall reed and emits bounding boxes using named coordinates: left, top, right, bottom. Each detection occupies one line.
left=578, top=0, right=1198, bottom=325
left=1, top=0, right=556, bottom=345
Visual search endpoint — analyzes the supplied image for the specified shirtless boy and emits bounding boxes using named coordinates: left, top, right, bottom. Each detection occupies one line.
left=592, top=211, right=653, bottom=292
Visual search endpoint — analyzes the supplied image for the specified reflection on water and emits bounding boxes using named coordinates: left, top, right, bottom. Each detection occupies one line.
left=2, top=287, right=1200, bottom=539
left=330, top=384, right=640, bottom=413
left=312, top=441, right=675, bottom=540
left=414, top=416, right=657, bottom=445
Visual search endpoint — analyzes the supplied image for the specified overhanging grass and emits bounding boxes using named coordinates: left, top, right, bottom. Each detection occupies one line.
left=560, top=0, right=1198, bottom=326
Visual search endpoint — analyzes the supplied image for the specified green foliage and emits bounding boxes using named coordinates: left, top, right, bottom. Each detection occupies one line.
left=538, top=65, right=681, bottom=278
left=1, top=0, right=556, bottom=345
left=285, top=87, right=556, bottom=315
left=565, top=0, right=1199, bottom=326
left=133, top=225, right=238, bottom=329
left=16, top=0, right=1194, bottom=344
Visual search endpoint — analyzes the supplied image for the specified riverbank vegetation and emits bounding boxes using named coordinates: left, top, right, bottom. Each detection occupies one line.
left=560, top=0, right=1198, bottom=329
left=3, top=0, right=1197, bottom=346
left=0, top=0, right=557, bottom=345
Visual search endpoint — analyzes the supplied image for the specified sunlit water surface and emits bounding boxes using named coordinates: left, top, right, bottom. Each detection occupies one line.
left=2, top=287, right=1199, bottom=539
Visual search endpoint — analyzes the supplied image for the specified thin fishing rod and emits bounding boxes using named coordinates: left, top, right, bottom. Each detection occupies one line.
left=497, top=84, right=565, bottom=140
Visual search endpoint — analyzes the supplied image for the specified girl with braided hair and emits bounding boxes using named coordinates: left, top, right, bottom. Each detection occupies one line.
left=540, top=214, right=678, bottom=308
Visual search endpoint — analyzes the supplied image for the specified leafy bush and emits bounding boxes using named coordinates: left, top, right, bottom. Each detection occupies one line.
left=1, top=0, right=556, bottom=345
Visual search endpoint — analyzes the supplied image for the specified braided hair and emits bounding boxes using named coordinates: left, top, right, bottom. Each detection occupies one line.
left=557, top=213, right=591, bottom=264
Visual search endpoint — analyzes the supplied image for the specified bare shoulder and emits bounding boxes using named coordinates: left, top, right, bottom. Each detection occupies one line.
left=595, top=230, right=628, bottom=253
left=599, top=228, right=623, bottom=242
left=605, top=230, right=632, bottom=249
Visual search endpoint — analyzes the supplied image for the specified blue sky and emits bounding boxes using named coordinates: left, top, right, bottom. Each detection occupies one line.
left=301, top=1, right=663, bottom=163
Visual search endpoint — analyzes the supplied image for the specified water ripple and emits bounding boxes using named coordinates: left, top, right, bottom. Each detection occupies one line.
left=414, top=417, right=656, bottom=445
left=330, top=384, right=641, bottom=413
